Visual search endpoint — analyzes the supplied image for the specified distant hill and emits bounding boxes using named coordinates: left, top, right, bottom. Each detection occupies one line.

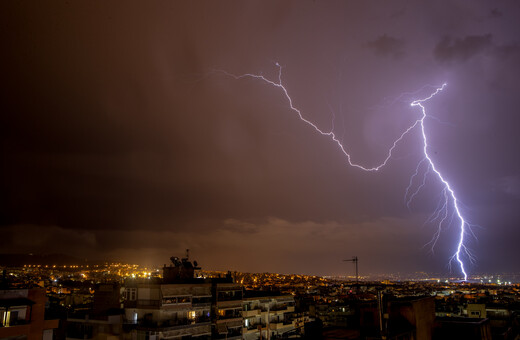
left=0, top=253, right=102, bottom=266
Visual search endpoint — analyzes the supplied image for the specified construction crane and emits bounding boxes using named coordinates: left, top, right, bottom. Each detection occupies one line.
left=343, top=256, right=359, bottom=285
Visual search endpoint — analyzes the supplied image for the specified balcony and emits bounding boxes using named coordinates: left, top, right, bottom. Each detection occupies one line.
left=213, top=326, right=242, bottom=339
left=0, top=318, right=29, bottom=327
left=217, top=300, right=242, bottom=309
left=217, top=290, right=242, bottom=300
left=216, top=318, right=243, bottom=329
left=195, top=315, right=211, bottom=324
left=158, top=322, right=211, bottom=339
left=218, top=307, right=242, bottom=321
left=0, top=323, right=32, bottom=340
left=191, top=302, right=211, bottom=309
left=192, top=296, right=211, bottom=309
left=137, top=299, right=160, bottom=309
left=138, top=317, right=210, bottom=331
left=242, top=309, right=261, bottom=317
left=260, top=304, right=294, bottom=314
left=246, top=323, right=265, bottom=331
left=269, top=321, right=293, bottom=330
left=261, top=309, right=290, bottom=316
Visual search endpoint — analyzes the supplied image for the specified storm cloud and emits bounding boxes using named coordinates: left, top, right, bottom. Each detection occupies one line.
left=366, top=35, right=406, bottom=59
left=433, top=34, right=493, bottom=63
left=1, top=1, right=519, bottom=276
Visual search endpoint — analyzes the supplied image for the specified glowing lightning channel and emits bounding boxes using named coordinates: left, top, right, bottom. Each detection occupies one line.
left=219, top=64, right=471, bottom=280
left=218, top=64, right=421, bottom=171
left=411, top=89, right=471, bottom=281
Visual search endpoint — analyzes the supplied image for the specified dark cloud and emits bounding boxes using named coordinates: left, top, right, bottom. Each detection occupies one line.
left=433, top=34, right=493, bottom=63
left=365, top=34, right=405, bottom=58
left=1, top=1, right=519, bottom=276
left=490, top=8, right=503, bottom=18
left=0, top=225, right=97, bottom=255
left=495, top=43, right=520, bottom=59
left=0, top=217, right=432, bottom=275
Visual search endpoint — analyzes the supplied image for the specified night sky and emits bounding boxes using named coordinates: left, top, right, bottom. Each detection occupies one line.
left=1, top=1, right=519, bottom=277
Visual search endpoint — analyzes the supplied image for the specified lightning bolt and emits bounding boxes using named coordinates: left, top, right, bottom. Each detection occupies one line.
left=411, top=91, right=473, bottom=280
left=218, top=63, right=472, bottom=280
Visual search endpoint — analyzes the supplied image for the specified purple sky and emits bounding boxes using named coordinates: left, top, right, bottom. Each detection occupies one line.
left=1, top=1, right=519, bottom=277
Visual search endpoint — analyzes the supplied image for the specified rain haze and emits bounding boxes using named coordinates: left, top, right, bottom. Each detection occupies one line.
left=1, top=1, right=519, bottom=277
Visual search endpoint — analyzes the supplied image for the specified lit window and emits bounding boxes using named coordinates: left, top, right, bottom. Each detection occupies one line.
left=1, top=311, right=11, bottom=327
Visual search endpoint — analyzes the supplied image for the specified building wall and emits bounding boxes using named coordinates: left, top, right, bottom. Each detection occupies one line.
left=467, top=304, right=486, bottom=319
left=213, top=283, right=242, bottom=339
left=124, top=282, right=214, bottom=339
left=242, top=295, right=296, bottom=340
left=0, top=288, right=59, bottom=340
left=397, top=297, right=435, bottom=340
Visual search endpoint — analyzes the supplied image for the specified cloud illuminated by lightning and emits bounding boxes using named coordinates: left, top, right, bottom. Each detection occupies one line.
left=218, top=64, right=473, bottom=280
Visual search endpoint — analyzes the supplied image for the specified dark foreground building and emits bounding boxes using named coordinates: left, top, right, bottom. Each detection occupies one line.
left=433, top=317, right=492, bottom=340
left=0, top=288, right=59, bottom=340
left=123, top=255, right=242, bottom=339
left=65, top=254, right=242, bottom=340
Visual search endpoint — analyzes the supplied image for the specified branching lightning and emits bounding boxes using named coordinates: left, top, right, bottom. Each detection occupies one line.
left=411, top=91, right=474, bottom=280
left=219, top=64, right=473, bottom=280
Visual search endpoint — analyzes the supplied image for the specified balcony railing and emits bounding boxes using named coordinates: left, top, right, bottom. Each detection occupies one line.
left=269, top=321, right=293, bottom=330
left=192, top=302, right=211, bottom=309
left=242, top=309, right=260, bottom=317
left=213, top=327, right=242, bottom=339
left=137, top=299, right=160, bottom=308
left=260, top=304, right=294, bottom=313
left=0, top=319, right=29, bottom=327
left=138, top=320, right=211, bottom=331
left=246, top=323, right=265, bottom=330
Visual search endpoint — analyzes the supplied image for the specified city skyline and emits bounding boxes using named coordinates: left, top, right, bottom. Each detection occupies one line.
left=1, top=2, right=519, bottom=277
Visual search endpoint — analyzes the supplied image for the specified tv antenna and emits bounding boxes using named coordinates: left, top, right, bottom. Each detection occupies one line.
left=343, top=256, right=359, bottom=285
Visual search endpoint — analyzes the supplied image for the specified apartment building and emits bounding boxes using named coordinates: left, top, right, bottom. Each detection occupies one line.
left=242, top=293, right=297, bottom=340
left=122, top=255, right=242, bottom=340
left=0, top=288, right=59, bottom=340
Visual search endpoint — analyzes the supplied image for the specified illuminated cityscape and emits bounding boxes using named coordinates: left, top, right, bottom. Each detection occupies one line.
left=2, top=255, right=520, bottom=339
left=2, top=1, right=520, bottom=340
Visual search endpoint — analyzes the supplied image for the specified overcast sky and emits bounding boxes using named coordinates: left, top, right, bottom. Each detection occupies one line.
left=1, top=1, right=519, bottom=277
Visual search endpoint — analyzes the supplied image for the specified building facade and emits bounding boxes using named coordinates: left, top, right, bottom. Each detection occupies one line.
left=242, top=294, right=296, bottom=340
left=0, top=288, right=59, bottom=340
left=122, top=256, right=242, bottom=340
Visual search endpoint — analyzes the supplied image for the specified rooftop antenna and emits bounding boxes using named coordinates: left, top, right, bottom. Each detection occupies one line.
left=343, top=256, right=359, bottom=286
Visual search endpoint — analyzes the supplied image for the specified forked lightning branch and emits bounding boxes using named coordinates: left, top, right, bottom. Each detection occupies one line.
left=218, top=64, right=474, bottom=280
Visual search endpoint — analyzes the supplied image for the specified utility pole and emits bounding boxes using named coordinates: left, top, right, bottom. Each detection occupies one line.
left=343, top=256, right=358, bottom=286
